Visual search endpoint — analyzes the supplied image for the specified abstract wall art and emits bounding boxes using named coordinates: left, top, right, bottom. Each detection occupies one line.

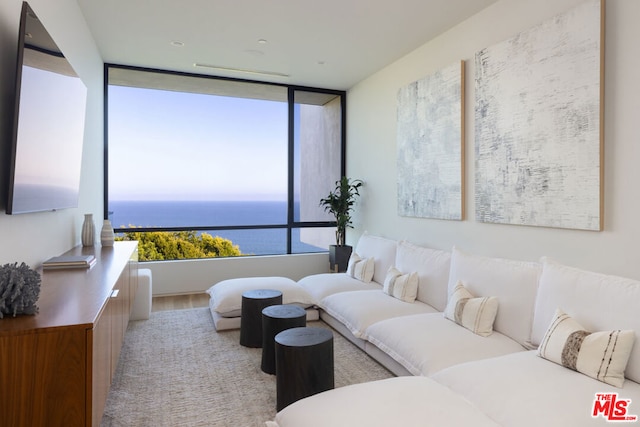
left=397, top=61, right=465, bottom=220
left=474, top=0, right=603, bottom=231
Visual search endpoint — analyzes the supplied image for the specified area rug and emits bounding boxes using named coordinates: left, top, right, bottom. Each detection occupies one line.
left=100, top=308, right=394, bottom=427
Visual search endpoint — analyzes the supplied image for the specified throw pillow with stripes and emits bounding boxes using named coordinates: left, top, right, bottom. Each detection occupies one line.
left=346, top=253, right=375, bottom=283
left=382, top=266, right=419, bottom=303
left=444, top=280, right=498, bottom=337
left=537, top=309, right=635, bottom=387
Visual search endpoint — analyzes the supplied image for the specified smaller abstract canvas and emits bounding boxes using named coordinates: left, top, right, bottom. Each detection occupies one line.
left=396, top=61, right=464, bottom=220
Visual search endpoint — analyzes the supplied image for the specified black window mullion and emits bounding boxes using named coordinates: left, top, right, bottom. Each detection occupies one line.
left=286, top=87, right=295, bottom=254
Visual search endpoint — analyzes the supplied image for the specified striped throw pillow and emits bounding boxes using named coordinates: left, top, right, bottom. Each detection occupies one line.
left=537, top=309, right=635, bottom=387
left=346, top=253, right=375, bottom=283
left=444, top=281, right=498, bottom=337
left=382, top=266, right=402, bottom=295
left=382, top=266, right=418, bottom=303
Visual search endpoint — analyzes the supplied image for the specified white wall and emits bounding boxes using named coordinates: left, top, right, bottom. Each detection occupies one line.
left=346, top=0, right=640, bottom=280
left=0, top=0, right=103, bottom=266
left=146, top=253, right=328, bottom=295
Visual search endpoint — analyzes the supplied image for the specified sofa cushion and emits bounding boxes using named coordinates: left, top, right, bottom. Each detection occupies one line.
left=537, top=309, right=634, bottom=387
left=432, top=351, right=640, bottom=427
left=206, top=276, right=314, bottom=317
left=447, top=247, right=540, bottom=346
left=444, top=281, right=498, bottom=337
left=297, top=273, right=381, bottom=304
left=363, top=313, right=526, bottom=376
left=395, top=240, right=451, bottom=311
left=346, top=253, right=375, bottom=282
left=353, top=233, right=397, bottom=285
left=321, top=290, right=437, bottom=338
left=269, top=376, right=501, bottom=427
left=532, top=258, right=640, bottom=383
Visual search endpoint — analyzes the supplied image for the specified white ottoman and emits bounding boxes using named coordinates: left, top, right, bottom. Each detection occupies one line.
left=206, top=276, right=318, bottom=331
left=131, top=268, right=152, bottom=320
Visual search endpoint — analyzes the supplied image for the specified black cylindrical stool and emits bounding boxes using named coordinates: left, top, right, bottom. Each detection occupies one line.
left=239, top=289, right=283, bottom=347
left=275, top=327, right=334, bottom=411
left=261, top=305, right=307, bottom=374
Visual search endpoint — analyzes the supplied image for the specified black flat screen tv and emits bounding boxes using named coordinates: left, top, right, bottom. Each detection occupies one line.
left=6, top=2, right=87, bottom=214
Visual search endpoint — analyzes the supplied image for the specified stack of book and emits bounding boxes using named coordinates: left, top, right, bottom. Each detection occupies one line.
left=42, top=255, right=96, bottom=270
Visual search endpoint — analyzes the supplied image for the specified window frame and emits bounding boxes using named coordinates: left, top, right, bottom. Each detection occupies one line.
left=103, top=63, right=346, bottom=256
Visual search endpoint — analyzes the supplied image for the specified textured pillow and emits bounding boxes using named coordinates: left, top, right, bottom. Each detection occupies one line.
left=382, top=266, right=418, bottom=303
left=383, top=266, right=402, bottom=295
left=346, top=253, right=375, bottom=283
left=392, top=272, right=419, bottom=303
left=444, top=281, right=498, bottom=337
left=537, top=309, right=635, bottom=388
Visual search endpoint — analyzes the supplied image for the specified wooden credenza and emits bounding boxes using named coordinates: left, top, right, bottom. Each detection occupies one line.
left=0, top=241, right=138, bottom=427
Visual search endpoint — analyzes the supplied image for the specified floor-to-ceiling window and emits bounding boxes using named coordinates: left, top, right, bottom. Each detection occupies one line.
left=105, top=65, right=344, bottom=259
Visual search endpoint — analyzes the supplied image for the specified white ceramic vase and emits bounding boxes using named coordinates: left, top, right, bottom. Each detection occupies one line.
left=81, top=213, right=95, bottom=246
left=100, top=219, right=115, bottom=246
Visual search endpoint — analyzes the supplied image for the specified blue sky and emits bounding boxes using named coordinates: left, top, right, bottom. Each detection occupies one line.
left=108, top=85, right=289, bottom=201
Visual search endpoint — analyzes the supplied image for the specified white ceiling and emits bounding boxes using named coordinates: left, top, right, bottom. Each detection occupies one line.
left=76, top=0, right=497, bottom=91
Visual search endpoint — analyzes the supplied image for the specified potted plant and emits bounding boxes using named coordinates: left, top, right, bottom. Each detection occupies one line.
left=319, top=176, right=363, bottom=272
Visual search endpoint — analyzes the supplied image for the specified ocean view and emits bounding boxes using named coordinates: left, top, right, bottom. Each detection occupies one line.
left=108, top=200, right=326, bottom=255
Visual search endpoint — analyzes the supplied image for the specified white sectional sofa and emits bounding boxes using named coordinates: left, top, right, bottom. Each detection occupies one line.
left=265, top=233, right=640, bottom=426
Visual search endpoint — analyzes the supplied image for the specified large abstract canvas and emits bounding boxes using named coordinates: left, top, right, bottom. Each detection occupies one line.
left=397, top=61, right=464, bottom=220
left=475, top=0, right=603, bottom=230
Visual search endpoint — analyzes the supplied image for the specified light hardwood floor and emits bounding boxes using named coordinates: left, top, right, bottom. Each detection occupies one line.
left=152, top=293, right=210, bottom=312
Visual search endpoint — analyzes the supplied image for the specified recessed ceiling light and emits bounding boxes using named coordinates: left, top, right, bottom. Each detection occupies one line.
left=170, top=40, right=185, bottom=47
left=258, top=39, right=268, bottom=44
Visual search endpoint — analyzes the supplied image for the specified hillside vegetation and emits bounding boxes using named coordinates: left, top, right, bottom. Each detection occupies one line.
left=116, top=230, right=243, bottom=261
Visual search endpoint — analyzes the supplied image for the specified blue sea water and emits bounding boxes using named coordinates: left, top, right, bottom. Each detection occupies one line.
left=108, top=200, right=326, bottom=255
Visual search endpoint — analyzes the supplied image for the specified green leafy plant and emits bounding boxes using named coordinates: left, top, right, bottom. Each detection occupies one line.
left=319, top=177, right=363, bottom=246
left=116, top=230, right=243, bottom=261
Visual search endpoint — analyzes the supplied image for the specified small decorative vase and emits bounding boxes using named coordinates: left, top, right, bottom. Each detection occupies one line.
left=81, top=213, right=95, bottom=247
left=100, top=219, right=115, bottom=247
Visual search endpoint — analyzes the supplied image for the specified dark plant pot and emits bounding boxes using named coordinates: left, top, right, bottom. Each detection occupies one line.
left=329, top=245, right=352, bottom=273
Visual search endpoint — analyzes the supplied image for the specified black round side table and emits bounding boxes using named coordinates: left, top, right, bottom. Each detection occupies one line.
left=275, top=327, right=334, bottom=411
left=261, top=305, right=307, bottom=374
left=239, top=289, right=283, bottom=347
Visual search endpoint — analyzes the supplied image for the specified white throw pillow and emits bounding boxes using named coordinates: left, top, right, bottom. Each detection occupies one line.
left=382, top=266, right=402, bottom=295
left=346, top=253, right=375, bottom=283
left=444, top=281, right=498, bottom=337
left=537, top=309, right=635, bottom=388
left=383, top=266, right=418, bottom=303
left=392, top=271, right=419, bottom=303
